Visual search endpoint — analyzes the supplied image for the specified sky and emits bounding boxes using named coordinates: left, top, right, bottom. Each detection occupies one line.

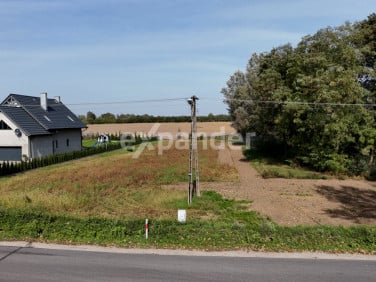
left=0, top=0, right=375, bottom=116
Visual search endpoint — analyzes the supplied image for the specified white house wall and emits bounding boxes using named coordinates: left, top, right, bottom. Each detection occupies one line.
left=52, top=129, right=82, bottom=155
left=29, top=135, right=53, bottom=158
left=30, top=129, right=82, bottom=158
left=0, top=112, right=30, bottom=158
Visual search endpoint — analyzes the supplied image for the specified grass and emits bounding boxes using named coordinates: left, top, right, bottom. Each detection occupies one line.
left=0, top=141, right=375, bottom=253
left=0, top=190, right=375, bottom=253
left=82, top=139, right=96, bottom=147
left=244, top=149, right=329, bottom=179
left=82, top=139, right=121, bottom=148
left=0, top=141, right=238, bottom=220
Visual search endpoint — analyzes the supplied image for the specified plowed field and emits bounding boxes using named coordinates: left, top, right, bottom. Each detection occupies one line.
left=84, top=122, right=235, bottom=139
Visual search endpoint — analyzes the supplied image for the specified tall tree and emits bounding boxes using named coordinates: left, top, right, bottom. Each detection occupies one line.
left=354, top=13, right=376, bottom=165
left=223, top=16, right=376, bottom=174
left=221, top=70, right=250, bottom=136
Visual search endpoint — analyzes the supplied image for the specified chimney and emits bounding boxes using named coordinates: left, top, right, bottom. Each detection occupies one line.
left=54, top=96, right=61, bottom=103
left=40, top=92, right=48, bottom=111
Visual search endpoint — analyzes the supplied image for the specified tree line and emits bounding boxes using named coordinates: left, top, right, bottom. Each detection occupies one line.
left=222, top=14, right=376, bottom=176
left=79, top=112, right=231, bottom=124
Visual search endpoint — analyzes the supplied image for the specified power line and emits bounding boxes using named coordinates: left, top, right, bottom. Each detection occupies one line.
left=66, top=97, right=189, bottom=107
left=6, top=94, right=376, bottom=109
left=3, top=97, right=189, bottom=108
left=202, top=97, right=376, bottom=108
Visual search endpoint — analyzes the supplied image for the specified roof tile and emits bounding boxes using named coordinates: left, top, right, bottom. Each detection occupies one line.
left=0, top=94, right=87, bottom=136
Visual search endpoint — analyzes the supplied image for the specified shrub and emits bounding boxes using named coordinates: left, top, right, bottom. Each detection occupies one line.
left=366, top=165, right=376, bottom=181
left=0, top=142, right=122, bottom=177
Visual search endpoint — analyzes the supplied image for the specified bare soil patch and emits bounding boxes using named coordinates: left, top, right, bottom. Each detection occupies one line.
left=212, top=145, right=376, bottom=226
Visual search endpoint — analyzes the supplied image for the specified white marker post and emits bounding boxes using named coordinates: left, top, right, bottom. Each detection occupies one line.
left=178, top=210, right=186, bottom=223
left=145, top=219, right=149, bottom=240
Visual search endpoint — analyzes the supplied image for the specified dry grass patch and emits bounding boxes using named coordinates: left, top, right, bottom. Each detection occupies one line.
left=0, top=142, right=238, bottom=220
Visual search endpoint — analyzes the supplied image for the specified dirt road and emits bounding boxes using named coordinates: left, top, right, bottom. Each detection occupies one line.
left=210, top=144, right=376, bottom=226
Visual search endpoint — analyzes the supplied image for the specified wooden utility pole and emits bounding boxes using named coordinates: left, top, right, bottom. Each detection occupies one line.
left=188, top=95, right=200, bottom=205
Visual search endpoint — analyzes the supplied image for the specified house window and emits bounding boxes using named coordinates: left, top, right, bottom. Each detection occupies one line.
left=55, top=140, right=58, bottom=148
left=0, top=120, right=11, bottom=130
left=66, top=139, right=70, bottom=147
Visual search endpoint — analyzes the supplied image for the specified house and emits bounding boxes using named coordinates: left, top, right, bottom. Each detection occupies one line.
left=0, top=93, right=87, bottom=161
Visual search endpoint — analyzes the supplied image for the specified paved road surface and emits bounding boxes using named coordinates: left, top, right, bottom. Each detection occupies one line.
left=0, top=245, right=375, bottom=282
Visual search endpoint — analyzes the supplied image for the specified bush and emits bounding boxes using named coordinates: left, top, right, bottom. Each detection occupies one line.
left=366, top=165, right=376, bottom=181
left=347, top=157, right=369, bottom=176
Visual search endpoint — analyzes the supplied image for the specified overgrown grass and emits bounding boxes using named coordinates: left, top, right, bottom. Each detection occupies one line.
left=1, top=142, right=375, bottom=253
left=244, top=149, right=329, bottom=179
left=0, top=190, right=375, bottom=253
left=0, top=142, right=238, bottom=220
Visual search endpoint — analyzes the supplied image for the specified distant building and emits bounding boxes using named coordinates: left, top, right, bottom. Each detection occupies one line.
left=0, top=93, right=87, bottom=161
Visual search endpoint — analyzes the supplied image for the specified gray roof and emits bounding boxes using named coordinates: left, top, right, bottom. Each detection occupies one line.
left=0, top=106, right=50, bottom=136
left=0, top=94, right=87, bottom=136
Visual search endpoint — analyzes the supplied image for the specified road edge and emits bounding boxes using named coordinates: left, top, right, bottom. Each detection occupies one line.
left=1, top=241, right=375, bottom=261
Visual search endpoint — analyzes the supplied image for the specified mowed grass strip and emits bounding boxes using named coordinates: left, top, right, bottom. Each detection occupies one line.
left=0, top=141, right=238, bottom=220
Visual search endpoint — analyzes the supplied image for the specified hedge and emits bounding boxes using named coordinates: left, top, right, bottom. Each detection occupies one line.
left=0, top=142, right=121, bottom=177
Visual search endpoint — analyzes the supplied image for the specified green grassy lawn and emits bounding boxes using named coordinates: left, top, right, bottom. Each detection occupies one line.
left=0, top=142, right=375, bottom=253
left=82, top=139, right=96, bottom=147
left=82, top=139, right=121, bottom=148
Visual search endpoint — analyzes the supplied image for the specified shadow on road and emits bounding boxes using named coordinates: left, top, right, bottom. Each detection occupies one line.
left=316, top=185, right=376, bottom=223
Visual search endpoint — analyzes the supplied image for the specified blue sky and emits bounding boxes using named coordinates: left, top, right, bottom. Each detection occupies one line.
left=0, top=0, right=375, bottom=116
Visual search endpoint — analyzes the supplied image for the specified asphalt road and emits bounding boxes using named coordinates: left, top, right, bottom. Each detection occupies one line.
left=0, top=245, right=375, bottom=282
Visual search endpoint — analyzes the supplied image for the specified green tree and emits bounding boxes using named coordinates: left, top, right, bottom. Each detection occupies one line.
left=221, top=70, right=250, bottom=136
left=354, top=13, right=376, bottom=166
left=355, top=13, right=376, bottom=92
left=78, top=114, right=86, bottom=123
left=86, top=111, right=96, bottom=124
left=97, top=112, right=116, bottom=123
left=223, top=16, right=376, bottom=174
